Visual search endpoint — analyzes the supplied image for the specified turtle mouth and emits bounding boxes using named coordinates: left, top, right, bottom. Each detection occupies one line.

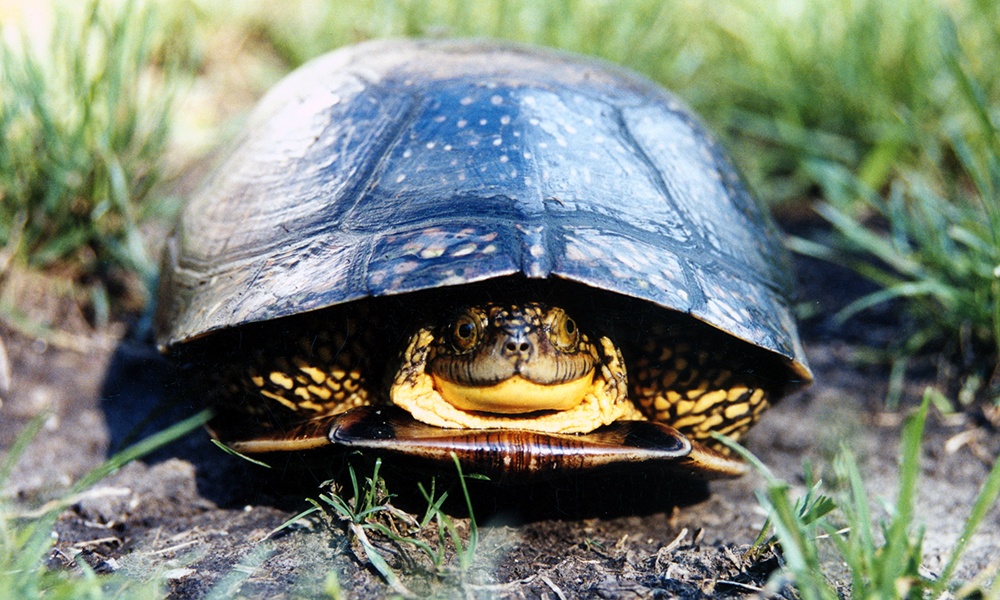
left=431, top=371, right=596, bottom=414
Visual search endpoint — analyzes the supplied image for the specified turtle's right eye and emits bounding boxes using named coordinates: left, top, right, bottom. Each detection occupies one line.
left=449, top=312, right=482, bottom=351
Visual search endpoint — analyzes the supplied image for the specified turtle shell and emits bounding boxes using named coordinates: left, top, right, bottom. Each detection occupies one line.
left=155, top=39, right=809, bottom=383
left=156, top=40, right=812, bottom=478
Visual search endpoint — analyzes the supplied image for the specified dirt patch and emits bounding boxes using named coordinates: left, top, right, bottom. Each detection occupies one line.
left=2, top=257, right=999, bottom=598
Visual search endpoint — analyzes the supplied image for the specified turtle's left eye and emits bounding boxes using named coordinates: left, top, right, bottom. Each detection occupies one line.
left=547, top=308, right=580, bottom=351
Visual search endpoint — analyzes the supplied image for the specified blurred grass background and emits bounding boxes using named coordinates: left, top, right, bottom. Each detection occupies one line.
left=1, top=0, right=998, bottom=384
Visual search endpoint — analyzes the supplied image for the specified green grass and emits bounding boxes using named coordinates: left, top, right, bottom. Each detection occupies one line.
left=790, top=17, right=1000, bottom=402
left=723, top=391, right=1000, bottom=599
left=280, top=456, right=485, bottom=596
left=0, top=0, right=190, bottom=322
left=0, top=411, right=209, bottom=599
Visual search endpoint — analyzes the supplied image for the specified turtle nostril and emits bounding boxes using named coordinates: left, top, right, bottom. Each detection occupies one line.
left=503, top=338, right=532, bottom=356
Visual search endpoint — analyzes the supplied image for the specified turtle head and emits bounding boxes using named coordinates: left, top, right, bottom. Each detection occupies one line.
left=390, top=302, right=642, bottom=433
left=428, top=304, right=597, bottom=413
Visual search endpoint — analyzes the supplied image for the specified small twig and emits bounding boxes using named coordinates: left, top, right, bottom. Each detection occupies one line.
left=0, top=332, right=11, bottom=399
left=466, top=574, right=538, bottom=592
left=663, top=527, right=688, bottom=553
left=150, top=540, right=200, bottom=556
left=815, top=526, right=850, bottom=541
left=723, top=545, right=743, bottom=569
left=717, top=579, right=765, bottom=593
left=692, top=527, right=705, bottom=545
left=71, top=536, right=122, bottom=551
left=944, top=429, right=980, bottom=454
left=540, top=575, right=568, bottom=600
left=655, top=528, right=689, bottom=572
left=13, top=486, right=132, bottom=520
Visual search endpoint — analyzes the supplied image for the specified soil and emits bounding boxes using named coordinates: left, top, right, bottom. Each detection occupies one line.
left=2, top=251, right=999, bottom=599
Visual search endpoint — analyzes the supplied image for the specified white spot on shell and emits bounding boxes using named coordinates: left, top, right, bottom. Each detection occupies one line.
left=457, top=119, right=468, bottom=128
left=523, top=151, right=532, bottom=159
left=433, top=115, right=446, bottom=123
left=426, top=141, right=436, bottom=149
left=444, top=144, right=453, bottom=151
left=452, top=243, right=477, bottom=257
left=482, top=244, right=497, bottom=254
left=492, top=137, right=503, bottom=146
left=402, top=149, right=412, bottom=158
left=479, top=118, right=488, bottom=126
left=420, top=247, right=446, bottom=259
left=529, top=244, right=545, bottom=258
left=565, top=244, right=588, bottom=262
left=392, top=261, right=419, bottom=275
left=491, top=95, right=503, bottom=105
left=460, top=96, right=474, bottom=106
left=395, top=174, right=406, bottom=183
left=500, top=115, right=511, bottom=125
left=499, top=155, right=509, bottom=163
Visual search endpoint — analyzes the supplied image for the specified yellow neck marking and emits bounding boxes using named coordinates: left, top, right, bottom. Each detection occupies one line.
left=433, top=371, right=595, bottom=414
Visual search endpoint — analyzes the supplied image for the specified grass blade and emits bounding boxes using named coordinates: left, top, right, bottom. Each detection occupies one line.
left=934, top=451, right=1000, bottom=593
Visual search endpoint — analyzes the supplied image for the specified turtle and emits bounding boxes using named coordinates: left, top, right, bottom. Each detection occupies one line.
left=155, top=39, right=812, bottom=481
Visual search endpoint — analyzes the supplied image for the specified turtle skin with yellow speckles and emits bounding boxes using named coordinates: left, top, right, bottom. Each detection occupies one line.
left=155, top=39, right=812, bottom=479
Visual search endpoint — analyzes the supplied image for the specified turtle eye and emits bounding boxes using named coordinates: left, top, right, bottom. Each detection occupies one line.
left=547, top=308, right=580, bottom=351
left=449, top=313, right=482, bottom=351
